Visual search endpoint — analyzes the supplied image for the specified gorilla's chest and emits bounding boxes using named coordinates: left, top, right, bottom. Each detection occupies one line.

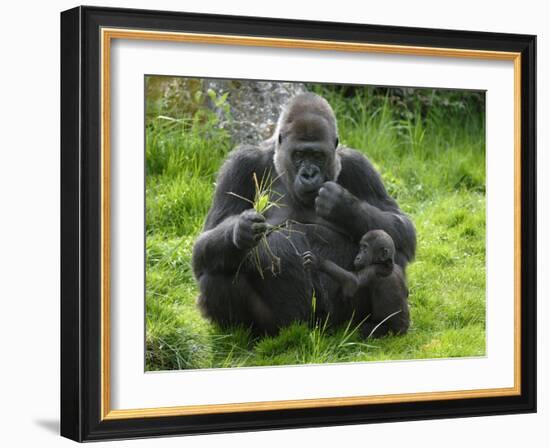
left=265, top=219, right=356, bottom=269
left=265, top=197, right=347, bottom=236
left=258, top=189, right=358, bottom=280
left=301, top=223, right=356, bottom=267
left=264, top=198, right=317, bottom=226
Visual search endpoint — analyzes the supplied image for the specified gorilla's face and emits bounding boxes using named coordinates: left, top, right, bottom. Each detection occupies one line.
left=290, top=144, right=332, bottom=204
left=277, top=113, right=339, bottom=206
left=353, top=238, right=373, bottom=270
left=354, top=230, right=395, bottom=270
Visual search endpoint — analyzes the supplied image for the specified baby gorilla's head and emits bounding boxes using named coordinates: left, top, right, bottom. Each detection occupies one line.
left=354, top=230, right=396, bottom=272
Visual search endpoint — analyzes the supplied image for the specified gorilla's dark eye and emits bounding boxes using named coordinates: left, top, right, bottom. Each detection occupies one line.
left=314, top=153, right=326, bottom=164
left=293, top=150, right=304, bottom=162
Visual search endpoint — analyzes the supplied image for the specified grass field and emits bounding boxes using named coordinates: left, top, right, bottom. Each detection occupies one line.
left=145, top=82, right=486, bottom=371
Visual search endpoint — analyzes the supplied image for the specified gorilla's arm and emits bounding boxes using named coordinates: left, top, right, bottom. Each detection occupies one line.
left=316, top=148, right=416, bottom=267
left=303, top=251, right=368, bottom=299
left=192, top=147, right=270, bottom=277
left=192, top=213, right=256, bottom=276
left=318, top=259, right=361, bottom=299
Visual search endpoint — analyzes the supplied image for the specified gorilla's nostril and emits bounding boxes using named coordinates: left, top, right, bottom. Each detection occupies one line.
left=301, top=168, right=320, bottom=183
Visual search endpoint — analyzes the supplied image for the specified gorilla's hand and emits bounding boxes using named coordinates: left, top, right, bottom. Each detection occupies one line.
left=302, top=251, right=320, bottom=271
left=232, top=209, right=267, bottom=250
left=315, top=181, right=359, bottom=225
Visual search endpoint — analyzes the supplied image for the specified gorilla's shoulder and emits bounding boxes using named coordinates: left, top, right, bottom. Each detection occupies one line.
left=220, top=143, right=274, bottom=173
left=214, top=143, right=275, bottom=194
left=337, top=147, right=395, bottom=205
left=338, top=147, right=382, bottom=182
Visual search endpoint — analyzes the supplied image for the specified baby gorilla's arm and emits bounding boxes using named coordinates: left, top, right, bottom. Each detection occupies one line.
left=302, top=251, right=360, bottom=299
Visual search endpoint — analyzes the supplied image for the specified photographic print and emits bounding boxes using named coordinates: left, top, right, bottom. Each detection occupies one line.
left=61, top=7, right=536, bottom=440
left=145, top=77, right=486, bottom=371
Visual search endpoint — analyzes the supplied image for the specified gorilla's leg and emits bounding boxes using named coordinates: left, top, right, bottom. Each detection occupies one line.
left=360, top=322, right=391, bottom=339
left=360, top=312, right=409, bottom=338
left=196, top=273, right=277, bottom=335
left=360, top=285, right=410, bottom=339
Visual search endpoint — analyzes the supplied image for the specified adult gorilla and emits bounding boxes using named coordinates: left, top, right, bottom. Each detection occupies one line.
left=192, top=93, right=416, bottom=336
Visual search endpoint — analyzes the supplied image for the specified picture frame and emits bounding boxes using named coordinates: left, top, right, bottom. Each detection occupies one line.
left=60, top=5, right=536, bottom=442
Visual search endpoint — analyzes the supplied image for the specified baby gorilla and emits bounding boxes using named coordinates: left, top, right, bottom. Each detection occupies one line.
left=303, top=229, right=410, bottom=338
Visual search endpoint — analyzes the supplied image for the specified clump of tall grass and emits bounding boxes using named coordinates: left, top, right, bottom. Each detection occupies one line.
left=228, top=170, right=288, bottom=278
left=255, top=303, right=376, bottom=366
left=228, top=171, right=284, bottom=215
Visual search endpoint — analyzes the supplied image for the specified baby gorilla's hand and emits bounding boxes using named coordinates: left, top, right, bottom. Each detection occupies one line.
left=302, top=251, right=320, bottom=271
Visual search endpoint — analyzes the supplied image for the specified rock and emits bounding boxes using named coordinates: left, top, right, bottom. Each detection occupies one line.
left=203, top=80, right=307, bottom=145
left=146, top=76, right=308, bottom=145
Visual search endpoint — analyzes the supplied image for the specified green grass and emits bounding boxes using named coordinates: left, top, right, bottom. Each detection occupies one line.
left=145, top=84, right=486, bottom=371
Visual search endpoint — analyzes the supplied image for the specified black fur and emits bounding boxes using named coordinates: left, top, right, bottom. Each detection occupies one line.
left=303, top=230, right=410, bottom=338
left=192, top=93, right=416, bottom=335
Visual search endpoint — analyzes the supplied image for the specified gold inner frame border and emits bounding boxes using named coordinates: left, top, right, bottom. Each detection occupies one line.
left=99, top=27, right=522, bottom=420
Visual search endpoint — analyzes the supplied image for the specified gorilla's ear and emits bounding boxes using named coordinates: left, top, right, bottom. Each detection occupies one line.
left=334, top=137, right=339, bottom=148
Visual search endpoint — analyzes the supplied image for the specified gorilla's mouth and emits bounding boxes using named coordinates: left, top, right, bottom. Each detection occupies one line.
left=294, top=178, right=323, bottom=202
left=290, top=167, right=325, bottom=207
left=374, top=258, right=393, bottom=267
left=373, top=259, right=394, bottom=275
left=296, top=187, right=320, bottom=206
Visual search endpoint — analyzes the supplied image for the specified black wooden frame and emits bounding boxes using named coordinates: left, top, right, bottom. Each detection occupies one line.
left=60, top=5, right=537, bottom=442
